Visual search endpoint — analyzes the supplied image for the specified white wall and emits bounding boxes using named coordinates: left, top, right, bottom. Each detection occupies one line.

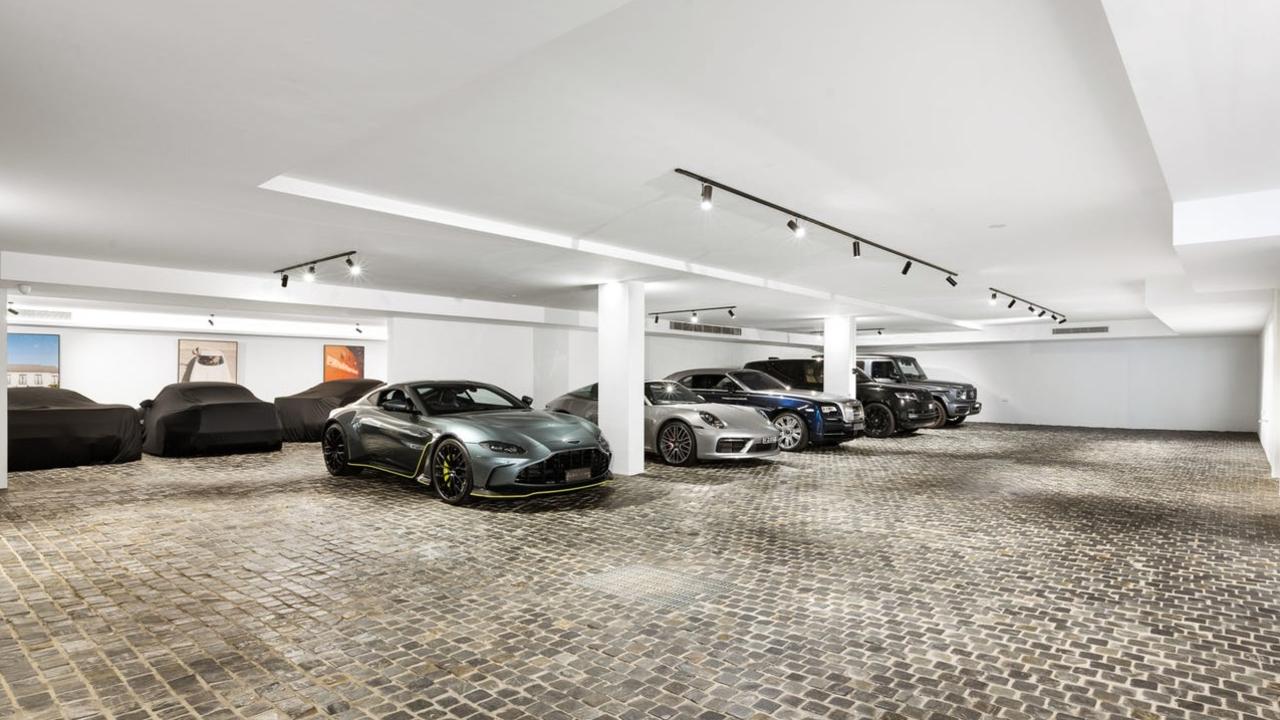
left=878, top=334, right=1260, bottom=432
left=13, top=325, right=388, bottom=406
left=387, top=317, right=818, bottom=405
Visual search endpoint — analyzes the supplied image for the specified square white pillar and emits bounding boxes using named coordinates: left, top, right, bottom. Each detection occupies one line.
left=1, top=288, right=7, bottom=490
left=823, top=315, right=857, bottom=398
left=597, top=281, right=645, bottom=476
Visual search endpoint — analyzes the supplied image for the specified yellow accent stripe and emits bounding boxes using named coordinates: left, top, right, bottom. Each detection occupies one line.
left=471, top=479, right=610, bottom=500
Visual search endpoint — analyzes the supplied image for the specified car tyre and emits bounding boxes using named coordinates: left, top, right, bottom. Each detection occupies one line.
left=773, top=411, right=810, bottom=452
left=431, top=438, right=474, bottom=505
left=927, top=399, right=948, bottom=429
left=322, top=424, right=361, bottom=477
left=863, top=403, right=896, bottom=438
left=657, top=420, right=698, bottom=466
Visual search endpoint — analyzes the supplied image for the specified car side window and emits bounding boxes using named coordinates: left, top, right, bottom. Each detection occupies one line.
left=801, top=362, right=821, bottom=385
left=713, top=376, right=740, bottom=392
left=870, top=361, right=896, bottom=380
left=378, top=388, right=407, bottom=405
left=685, top=374, right=727, bottom=390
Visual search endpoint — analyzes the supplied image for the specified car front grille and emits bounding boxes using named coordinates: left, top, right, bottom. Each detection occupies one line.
left=517, top=448, right=610, bottom=485
left=716, top=438, right=776, bottom=454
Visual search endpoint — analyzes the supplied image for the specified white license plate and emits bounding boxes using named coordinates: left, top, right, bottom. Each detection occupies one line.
left=565, top=467, right=592, bottom=482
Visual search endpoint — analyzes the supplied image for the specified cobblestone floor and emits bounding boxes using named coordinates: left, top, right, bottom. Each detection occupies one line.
left=2, top=425, right=1279, bottom=720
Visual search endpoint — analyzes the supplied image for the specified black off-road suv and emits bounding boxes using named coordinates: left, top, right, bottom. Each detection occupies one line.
left=744, top=357, right=938, bottom=438
left=856, top=353, right=980, bottom=428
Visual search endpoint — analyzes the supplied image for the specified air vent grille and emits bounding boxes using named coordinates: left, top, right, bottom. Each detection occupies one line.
left=1052, top=325, right=1108, bottom=335
left=669, top=321, right=742, bottom=336
left=13, top=310, right=73, bottom=321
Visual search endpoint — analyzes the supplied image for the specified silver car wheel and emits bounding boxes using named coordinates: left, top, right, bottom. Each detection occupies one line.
left=774, top=414, right=804, bottom=450
left=659, top=422, right=694, bottom=465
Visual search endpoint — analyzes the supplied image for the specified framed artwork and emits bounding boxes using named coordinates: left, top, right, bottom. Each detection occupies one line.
left=8, top=333, right=61, bottom=388
left=178, top=339, right=238, bottom=383
left=324, top=345, right=365, bottom=381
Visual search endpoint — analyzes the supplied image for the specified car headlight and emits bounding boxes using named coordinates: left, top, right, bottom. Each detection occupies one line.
left=595, top=433, right=610, bottom=453
left=480, top=441, right=525, bottom=455
left=819, top=403, right=841, bottom=417
left=698, top=411, right=725, bottom=428
left=894, top=392, right=916, bottom=401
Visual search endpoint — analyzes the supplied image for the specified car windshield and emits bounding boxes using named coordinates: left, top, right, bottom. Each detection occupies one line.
left=645, top=381, right=702, bottom=405
left=898, top=357, right=928, bottom=380
left=730, top=370, right=789, bottom=391
left=412, top=383, right=524, bottom=415
left=855, top=368, right=874, bottom=384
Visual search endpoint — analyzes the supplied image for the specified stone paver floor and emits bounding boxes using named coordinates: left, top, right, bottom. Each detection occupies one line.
left=2, top=424, right=1279, bottom=720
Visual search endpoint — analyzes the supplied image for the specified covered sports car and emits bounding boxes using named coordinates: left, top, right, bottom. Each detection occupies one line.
left=9, top=387, right=143, bottom=471
left=322, top=380, right=611, bottom=504
left=142, top=382, right=282, bottom=456
left=547, top=381, right=780, bottom=465
left=274, top=378, right=383, bottom=442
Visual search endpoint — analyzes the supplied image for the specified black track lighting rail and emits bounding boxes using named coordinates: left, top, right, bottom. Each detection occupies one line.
left=989, top=287, right=1068, bottom=323
left=674, top=168, right=960, bottom=278
left=651, top=305, right=737, bottom=318
left=272, top=250, right=357, bottom=275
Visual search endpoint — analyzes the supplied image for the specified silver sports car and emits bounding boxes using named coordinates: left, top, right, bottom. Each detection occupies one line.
left=322, top=380, right=611, bottom=504
left=546, top=381, right=780, bottom=465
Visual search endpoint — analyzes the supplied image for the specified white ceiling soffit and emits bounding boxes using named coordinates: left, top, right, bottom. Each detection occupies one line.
left=1101, top=0, right=1280, bottom=201
left=2, top=1, right=1174, bottom=327
left=1144, top=275, right=1272, bottom=336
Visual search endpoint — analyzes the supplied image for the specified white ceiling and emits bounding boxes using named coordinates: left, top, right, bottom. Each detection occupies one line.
left=0, top=1, right=1189, bottom=329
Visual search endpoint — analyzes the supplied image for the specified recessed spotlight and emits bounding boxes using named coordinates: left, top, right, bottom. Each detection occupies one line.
left=700, top=184, right=713, bottom=210
left=945, top=275, right=957, bottom=287
left=304, top=265, right=317, bottom=282
left=901, top=260, right=912, bottom=275
left=989, top=292, right=997, bottom=306
left=786, top=218, right=806, bottom=238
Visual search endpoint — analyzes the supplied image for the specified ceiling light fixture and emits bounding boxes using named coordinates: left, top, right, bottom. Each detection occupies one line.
left=989, top=288, right=1067, bottom=326
left=676, top=168, right=959, bottom=283
left=7, top=306, right=18, bottom=316
left=946, top=275, right=957, bottom=287
left=851, top=241, right=861, bottom=258
left=651, top=305, right=737, bottom=327
left=208, top=314, right=215, bottom=327
left=272, top=250, right=359, bottom=287
left=355, top=323, right=363, bottom=334
left=901, top=260, right=912, bottom=275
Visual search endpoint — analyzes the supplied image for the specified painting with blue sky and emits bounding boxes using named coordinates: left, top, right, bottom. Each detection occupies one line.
left=8, top=333, right=61, bottom=387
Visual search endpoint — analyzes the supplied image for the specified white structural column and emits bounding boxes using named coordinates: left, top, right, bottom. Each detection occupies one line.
left=823, top=315, right=857, bottom=398
left=597, top=281, right=645, bottom=475
left=1, top=288, right=7, bottom=490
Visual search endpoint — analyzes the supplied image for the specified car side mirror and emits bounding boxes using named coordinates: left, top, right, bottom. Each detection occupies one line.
left=380, top=398, right=416, bottom=414
left=520, top=395, right=533, bottom=407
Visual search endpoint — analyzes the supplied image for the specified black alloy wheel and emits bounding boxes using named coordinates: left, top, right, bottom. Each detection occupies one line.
left=657, top=421, right=698, bottom=466
left=431, top=438, right=474, bottom=505
left=322, top=424, right=360, bottom=476
left=863, top=404, right=896, bottom=438
left=927, top=399, right=948, bottom=429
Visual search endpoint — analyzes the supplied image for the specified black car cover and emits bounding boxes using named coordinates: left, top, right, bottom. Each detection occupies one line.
left=274, top=379, right=383, bottom=442
left=9, top=387, right=143, bottom=472
left=142, top=382, right=282, bottom=457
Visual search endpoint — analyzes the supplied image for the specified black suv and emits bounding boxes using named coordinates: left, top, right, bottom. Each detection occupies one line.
left=856, top=353, right=980, bottom=427
left=744, top=358, right=938, bottom=438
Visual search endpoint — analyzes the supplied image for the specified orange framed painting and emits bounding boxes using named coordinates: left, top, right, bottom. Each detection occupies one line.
left=323, top=345, right=365, bottom=381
